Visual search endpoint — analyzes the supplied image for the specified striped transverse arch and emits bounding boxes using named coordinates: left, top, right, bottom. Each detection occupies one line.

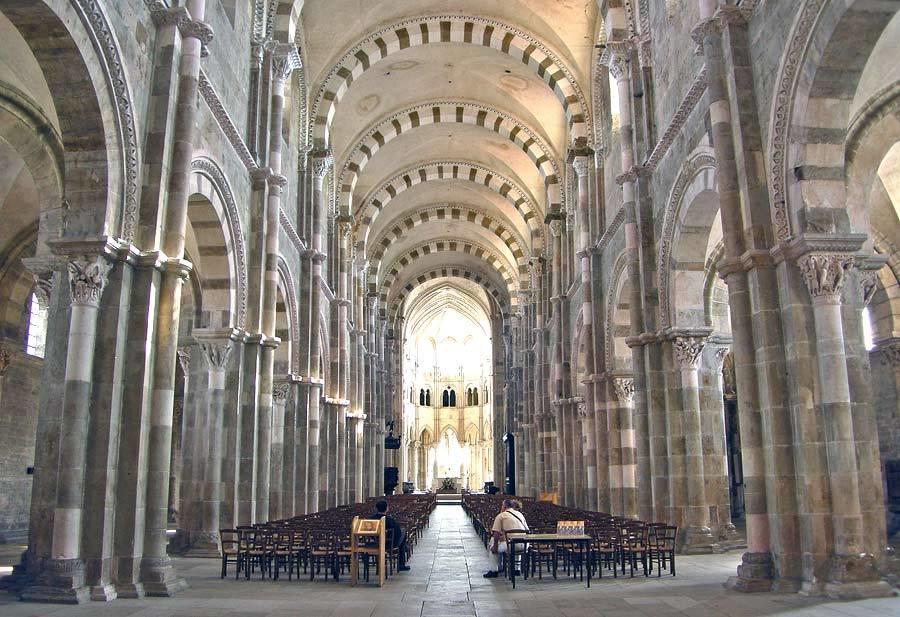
left=311, top=15, right=589, bottom=149
left=386, top=267, right=511, bottom=322
left=374, top=239, right=520, bottom=309
left=367, top=204, right=531, bottom=279
left=355, top=160, right=543, bottom=249
left=339, top=101, right=562, bottom=214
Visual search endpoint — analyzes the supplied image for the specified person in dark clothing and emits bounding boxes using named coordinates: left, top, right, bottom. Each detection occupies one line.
left=369, top=500, right=410, bottom=571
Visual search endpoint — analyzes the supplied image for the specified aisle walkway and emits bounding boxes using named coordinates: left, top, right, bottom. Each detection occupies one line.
left=1, top=505, right=897, bottom=616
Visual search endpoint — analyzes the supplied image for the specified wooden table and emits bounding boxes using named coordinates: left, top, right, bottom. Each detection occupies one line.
left=506, top=533, right=592, bottom=589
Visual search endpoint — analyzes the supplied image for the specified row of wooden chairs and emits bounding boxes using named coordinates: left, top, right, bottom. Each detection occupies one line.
left=218, top=494, right=436, bottom=582
left=462, top=492, right=677, bottom=581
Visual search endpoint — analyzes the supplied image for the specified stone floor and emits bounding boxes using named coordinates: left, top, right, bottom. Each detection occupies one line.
left=1, top=506, right=898, bottom=616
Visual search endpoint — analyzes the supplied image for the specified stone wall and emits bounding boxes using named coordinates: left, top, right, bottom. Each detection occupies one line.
left=0, top=350, right=41, bottom=543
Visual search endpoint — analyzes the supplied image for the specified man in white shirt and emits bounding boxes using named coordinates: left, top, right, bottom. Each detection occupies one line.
left=483, top=499, right=529, bottom=578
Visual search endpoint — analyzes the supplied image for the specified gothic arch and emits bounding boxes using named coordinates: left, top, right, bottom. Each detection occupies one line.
left=356, top=160, right=543, bottom=249
left=338, top=100, right=562, bottom=213
left=386, top=266, right=511, bottom=323
left=310, top=15, right=589, bottom=149
left=377, top=239, right=519, bottom=309
left=367, top=204, right=530, bottom=277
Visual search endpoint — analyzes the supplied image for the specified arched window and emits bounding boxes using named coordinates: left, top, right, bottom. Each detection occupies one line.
left=419, top=388, right=425, bottom=406
left=484, top=387, right=489, bottom=404
left=25, top=292, right=48, bottom=359
left=425, top=389, right=431, bottom=406
left=473, top=387, right=479, bottom=406
left=442, top=388, right=450, bottom=407
left=862, top=306, right=875, bottom=351
left=449, top=388, right=456, bottom=407
left=465, top=387, right=472, bottom=406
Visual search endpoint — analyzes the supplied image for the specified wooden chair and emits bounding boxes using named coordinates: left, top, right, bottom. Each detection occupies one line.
left=219, top=529, right=241, bottom=579
left=649, top=525, right=677, bottom=576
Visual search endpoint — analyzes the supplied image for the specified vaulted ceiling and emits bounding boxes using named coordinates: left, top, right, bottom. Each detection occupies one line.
left=301, top=0, right=599, bottom=323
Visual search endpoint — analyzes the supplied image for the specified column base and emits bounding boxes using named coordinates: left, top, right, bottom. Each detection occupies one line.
left=725, top=552, right=773, bottom=592
left=19, top=558, right=89, bottom=604
left=140, top=557, right=188, bottom=597
left=681, top=526, right=719, bottom=554
left=115, top=582, right=145, bottom=599
left=183, top=532, right=221, bottom=558
left=823, top=553, right=894, bottom=600
left=90, top=583, right=117, bottom=602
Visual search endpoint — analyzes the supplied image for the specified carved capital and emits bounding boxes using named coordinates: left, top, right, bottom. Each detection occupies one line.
left=714, top=346, right=730, bottom=369
left=797, top=253, right=853, bottom=302
left=311, top=149, right=333, bottom=179
left=273, top=381, right=291, bottom=403
left=271, top=43, right=301, bottom=82
left=549, top=219, right=563, bottom=238
left=878, top=342, right=900, bottom=368
left=572, top=156, right=590, bottom=179
left=577, top=402, right=590, bottom=419
left=613, top=377, right=635, bottom=404
left=31, top=271, right=54, bottom=309
left=0, top=346, right=10, bottom=376
left=859, top=270, right=879, bottom=307
left=198, top=339, right=233, bottom=371
left=67, top=256, right=112, bottom=307
left=180, top=19, right=214, bottom=45
left=267, top=173, right=289, bottom=190
left=602, top=41, right=632, bottom=81
left=673, top=336, right=706, bottom=369
left=176, top=347, right=191, bottom=373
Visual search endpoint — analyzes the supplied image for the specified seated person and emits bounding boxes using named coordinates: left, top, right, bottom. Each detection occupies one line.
left=368, top=499, right=410, bottom=571
left=483, top=499, right=528, bottom=578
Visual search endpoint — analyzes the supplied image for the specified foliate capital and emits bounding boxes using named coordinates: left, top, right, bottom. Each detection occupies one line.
left=572, top=156, right=591, bottom=179
left=549, top=219, right=563, bottom=238
left=714, top=346, right=730, bottom=369
left=673, top=336, right=706, bottom=369
left=601, top=41, right=632, bottom=81
left=67, top=256, right=112, bottom=307
left=271, top=43, right=301, bottom=82
left=613, top=377, right=635, bottom=404
left=199, top=339, right=233, bottom=371
left=797, top=253, right=853, bottom=302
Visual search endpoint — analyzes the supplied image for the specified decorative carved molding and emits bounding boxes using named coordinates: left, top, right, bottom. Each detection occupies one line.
left=198, top=69, right=256, bottom=170
left=199, top=339, right=233, bottom=372
left=613, top=377, right=635, bottom=404
left=191, top=157, right=248, bottom=328
left=797, top=253, right=853, bottom=301
left=80, top=0, right=140, bottom=242
left=673, top=336, right=706, bottom=369
left=643, top=68, right=708, bottom=171
left=67, top=256, right=112, bottom=306
left=878, top=341, right=900, bottom=368
left=714, top=346, right=729, bottom=369
left=31, top=271, right=54, bottom=309
left=594, top=207, right=625, bottom=253
left=768, top=0, right=826, bottom=243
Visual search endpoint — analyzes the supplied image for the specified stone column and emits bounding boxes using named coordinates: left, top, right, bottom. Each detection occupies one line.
left=692, top=4, right=781, bottom=590
left=347, top=413, right=364, bottom=502
left=269, top=381, right=290, bottom=520
left=797, top=254, right=890, bottom=598
left=707, top=345, right=737, bottom=543
left=306, top=379, right=323, bottom=513
left=548, top=219, right=565, bottom=499
left=673, top=334, right=715, bottom=552
left=187, top=333, right=234, bottom=556
left=140, top=0, right=210, bottom=596
left=281, top=377, right=300, bottom=517
left=168, top=348, right=191, bottom=526
left=20, top=256, right=111, bottom=604
left=613, top=377, right=638, bottom=518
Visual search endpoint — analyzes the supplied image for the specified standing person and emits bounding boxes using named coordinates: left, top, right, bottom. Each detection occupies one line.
left=483, top=498, right=529, bottom=578
left=369, top=500, right=410, bottom=571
